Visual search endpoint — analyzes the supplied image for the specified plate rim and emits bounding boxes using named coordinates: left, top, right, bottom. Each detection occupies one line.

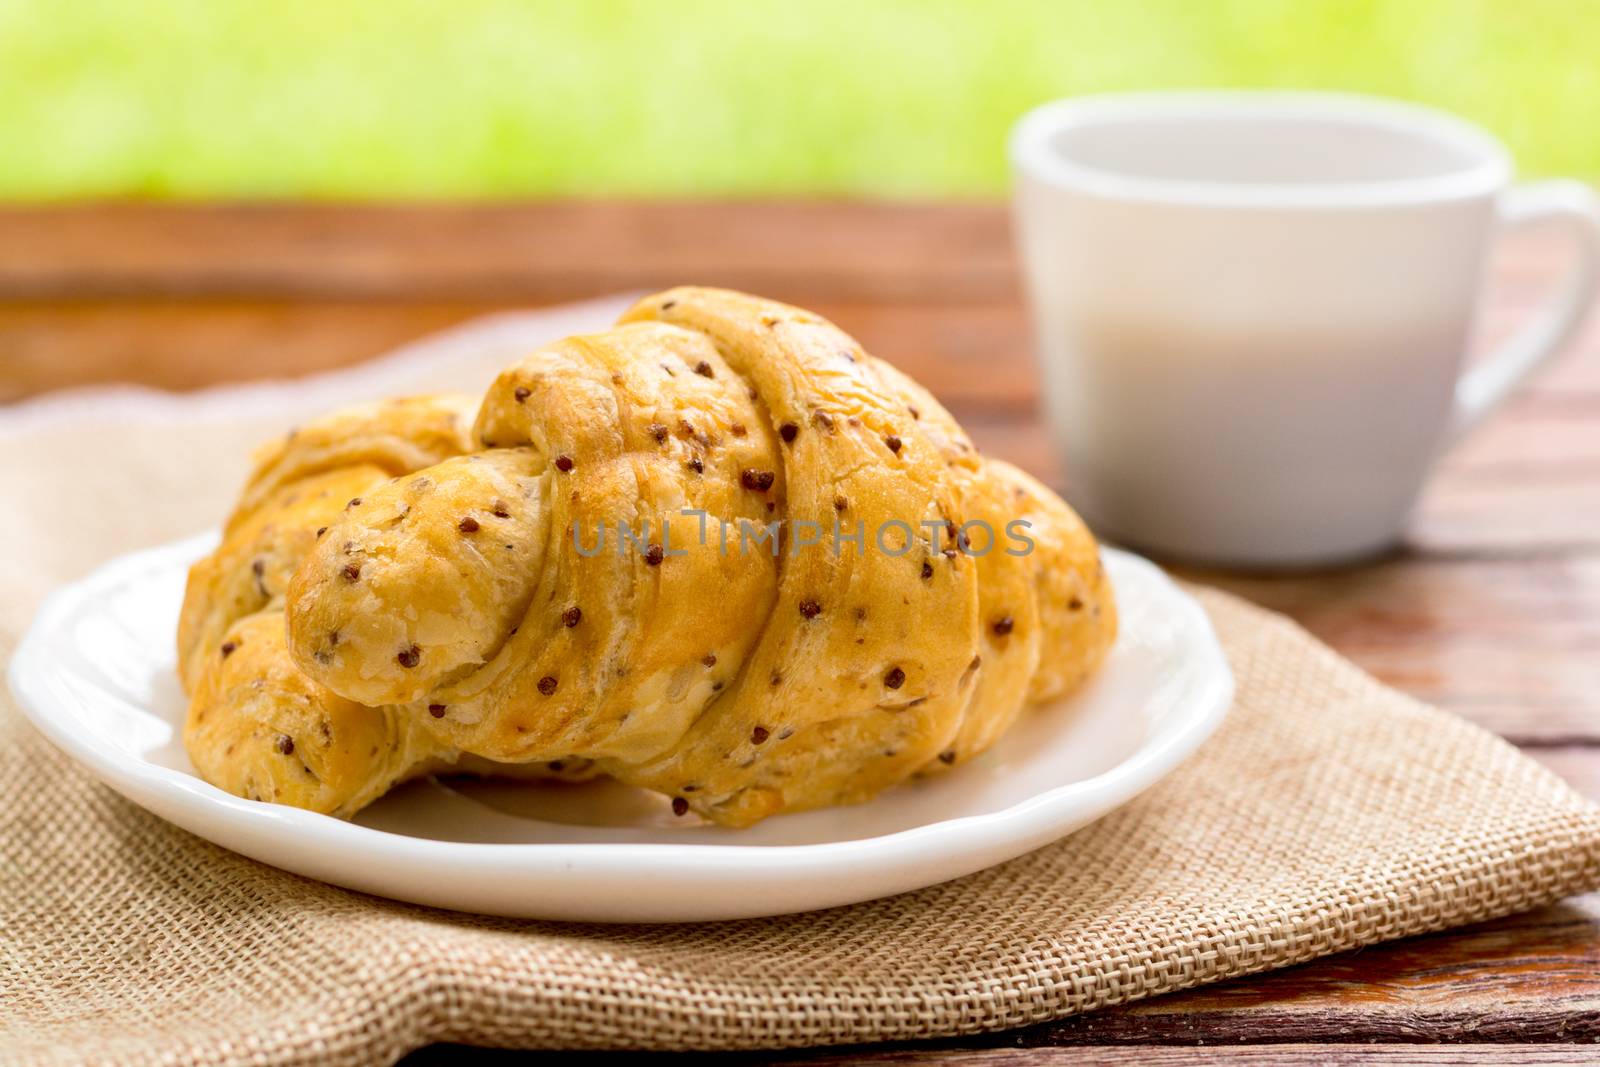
left=9, top=533, right=1233, bottom=900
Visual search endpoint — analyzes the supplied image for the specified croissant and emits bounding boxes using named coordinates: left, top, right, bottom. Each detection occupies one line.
left=178, top=395, right=593, bottom=817
left=259, top=287, right=1116, bottom=827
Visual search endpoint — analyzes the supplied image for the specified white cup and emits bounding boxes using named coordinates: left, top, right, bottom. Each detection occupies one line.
left=1011, top=91, right=1600, bottom=567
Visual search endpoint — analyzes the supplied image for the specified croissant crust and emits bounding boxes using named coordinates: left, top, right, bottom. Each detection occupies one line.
left=182, top=288, right=1115, bottom=826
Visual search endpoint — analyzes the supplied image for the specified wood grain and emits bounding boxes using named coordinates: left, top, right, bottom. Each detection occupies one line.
left=763, top=1048, right=1600, bottom=1065
left=1, top=295, right=1595, bottom=409
left=410, top=1046, right=1600, bottom=1065
left=0, top=202, right=1017, bottom=301
left=1032, top=893, right=1600, bottom=1045
left=408, top=1045, right=1600, bottom=1064
left=3, top=202, right=1597, bottom=1061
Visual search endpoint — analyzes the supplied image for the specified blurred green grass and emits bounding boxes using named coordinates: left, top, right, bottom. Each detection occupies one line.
left=0, top=0, right=1595, bottom=199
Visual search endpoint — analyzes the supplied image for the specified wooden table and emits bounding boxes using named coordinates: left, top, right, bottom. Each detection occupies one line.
left=4, top=203, right=1597, bottom=1064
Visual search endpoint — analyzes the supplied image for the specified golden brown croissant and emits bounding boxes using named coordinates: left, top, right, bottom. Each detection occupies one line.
left=178, top=395, right=594, bottom=817
left=274, top=287, right=1115, bottom=826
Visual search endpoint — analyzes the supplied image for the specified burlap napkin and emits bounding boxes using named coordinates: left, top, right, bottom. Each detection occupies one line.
left=3, top=303, right=1599, bottom=1066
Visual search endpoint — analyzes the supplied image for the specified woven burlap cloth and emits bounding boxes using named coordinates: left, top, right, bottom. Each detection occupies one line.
left=3, top=302, right=1599, bottom=1065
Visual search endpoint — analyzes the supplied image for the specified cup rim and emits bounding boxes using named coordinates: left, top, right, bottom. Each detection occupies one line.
left=1009, top=90, right=1512, bottom=208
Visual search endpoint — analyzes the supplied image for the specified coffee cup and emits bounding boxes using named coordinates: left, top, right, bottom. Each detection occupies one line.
left=1011, top=91, right=1600, bottom=567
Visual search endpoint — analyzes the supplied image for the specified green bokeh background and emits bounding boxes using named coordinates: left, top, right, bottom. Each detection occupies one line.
left=0, top=0, right=1595, bottom=200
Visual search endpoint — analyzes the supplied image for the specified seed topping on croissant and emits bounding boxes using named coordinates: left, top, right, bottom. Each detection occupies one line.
left=268, top=287, right=1115, bottom=826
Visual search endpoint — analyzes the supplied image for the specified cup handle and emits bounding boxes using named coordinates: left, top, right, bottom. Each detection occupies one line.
left=1450, top=180, right=1600, bottom=443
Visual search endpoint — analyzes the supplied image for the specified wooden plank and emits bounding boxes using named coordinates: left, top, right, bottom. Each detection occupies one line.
left=3, top=295, right=1595, bottom=441
left=1529, top=746, right=1600, bottom=797
left=0, top=202, right=1017, bottom=302
left=1027, top=892, right=1600, bottom=1045
left=0, top=297, right=1039, bottom=407
left=405, top=1043, right=1600, bottom=1064
left=0, top=298, right=498, bottom=403
left=1174, top=557, right=1600, bottom=742
left=768, top=1048, right=1600, bottom=1065
left=1411, top=477, right=1600, bottom=555
left=1, top=291, right=1596, bottom=409
left=778, top=1048, right=1600, bottom=1064
left=0, top=201, right=1582, bottom=302
left=0, top=202, right=1595, bottom=403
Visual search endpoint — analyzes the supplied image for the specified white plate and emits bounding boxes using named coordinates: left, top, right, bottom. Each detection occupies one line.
left=9, top=535, right=1232, bottom=922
